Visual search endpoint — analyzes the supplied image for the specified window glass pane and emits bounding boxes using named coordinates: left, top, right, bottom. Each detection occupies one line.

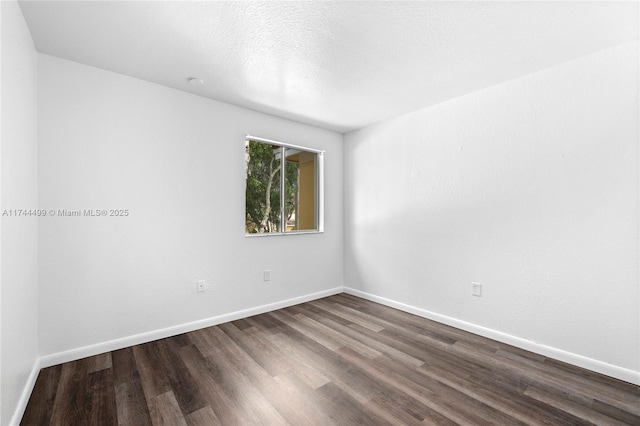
left=245, top=141, right=282, bottom=233
left=284, top=147, right=317, bottom=232
left=245, top=137, right=322, bottom=236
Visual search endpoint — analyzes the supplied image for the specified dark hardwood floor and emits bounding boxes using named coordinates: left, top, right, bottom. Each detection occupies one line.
left=22, top=293, right=640, bottom=425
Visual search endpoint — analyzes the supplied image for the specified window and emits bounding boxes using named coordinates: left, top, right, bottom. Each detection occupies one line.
left=245, top=136, right=324, bottom=235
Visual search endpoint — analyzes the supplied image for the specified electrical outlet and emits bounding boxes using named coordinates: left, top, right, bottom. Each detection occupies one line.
left=472, top=282, right=482, bottom=297
left=264, top=270, right=271, bottom=281
left=197, top=280, right=206, bottom=293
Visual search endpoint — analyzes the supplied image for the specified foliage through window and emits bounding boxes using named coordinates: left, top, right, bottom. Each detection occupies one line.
left=245, top=136, right=324, bottom=235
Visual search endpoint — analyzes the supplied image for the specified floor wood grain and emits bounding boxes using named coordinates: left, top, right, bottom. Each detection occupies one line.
left=21, top=294, right=640, bottom=425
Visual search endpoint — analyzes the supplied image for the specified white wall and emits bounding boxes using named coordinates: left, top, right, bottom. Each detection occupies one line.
left=0, top=0, right=39, bottom=424
left=345, top=42, right=639, bottom=381
left=38, top=54, right=343, bottom=360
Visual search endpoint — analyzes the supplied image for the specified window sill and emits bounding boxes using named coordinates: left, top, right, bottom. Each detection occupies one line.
left=245, top=230, right=323, bottom=238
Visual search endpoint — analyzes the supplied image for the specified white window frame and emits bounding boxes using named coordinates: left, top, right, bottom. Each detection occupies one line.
left=245, top=135, right=324, bottom=236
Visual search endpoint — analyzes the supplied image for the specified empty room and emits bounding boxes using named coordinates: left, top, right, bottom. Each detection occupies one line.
left=1, top=0, right=639, bottom=425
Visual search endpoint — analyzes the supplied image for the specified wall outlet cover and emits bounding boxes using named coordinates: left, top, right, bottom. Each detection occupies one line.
left=472, top=282, right=482, bottom=297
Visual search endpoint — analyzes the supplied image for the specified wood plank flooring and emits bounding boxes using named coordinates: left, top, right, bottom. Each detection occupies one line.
left=22, top=293, right=640, bottom=425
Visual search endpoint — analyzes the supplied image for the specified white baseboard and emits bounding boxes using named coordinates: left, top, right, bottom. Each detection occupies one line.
left=22, top=284, right=640, bottom=426
left=40, top=287, right=343, bottom=368
left=9, top=358, right=41, bottom=426
left=344, top=287, right=640, bottom=386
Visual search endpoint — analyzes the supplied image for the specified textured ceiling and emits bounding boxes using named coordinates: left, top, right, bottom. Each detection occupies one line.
left=18, top=1, right=639, bottom=133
